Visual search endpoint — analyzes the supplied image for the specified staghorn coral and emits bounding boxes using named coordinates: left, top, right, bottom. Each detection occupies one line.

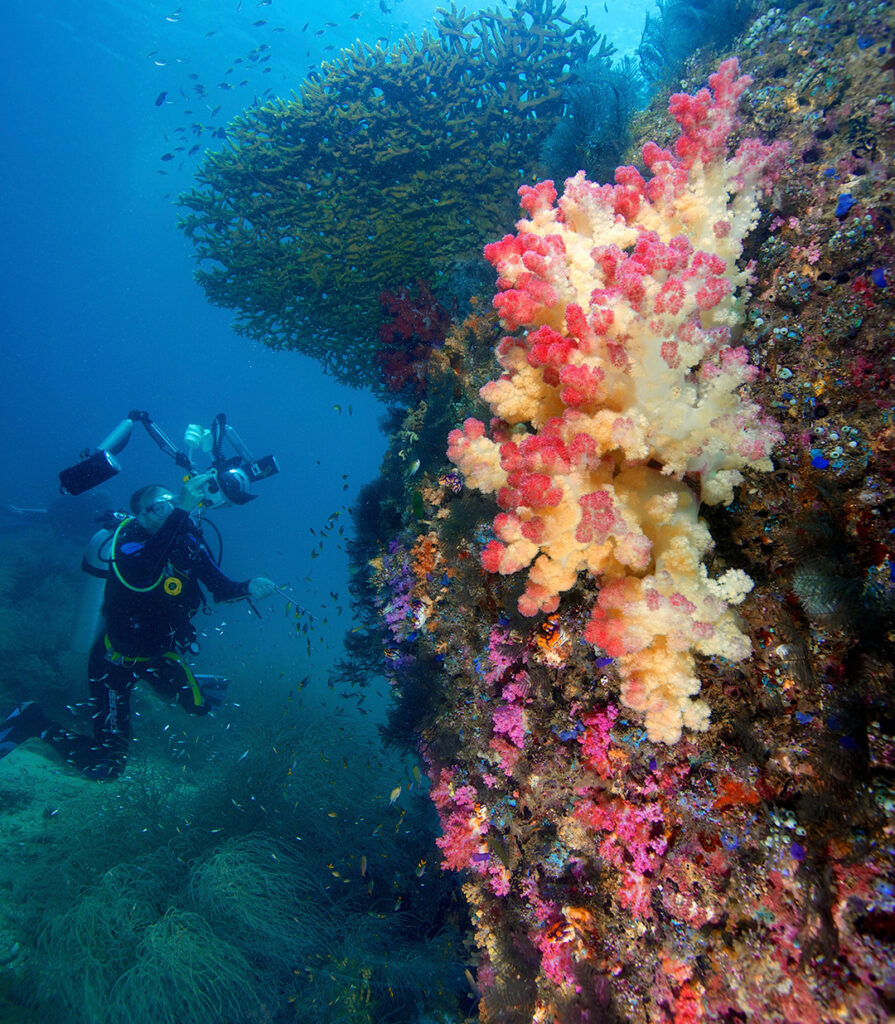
left=449, top=59, right=786, bottom=743
left=178, top=0, right=598, bottom=390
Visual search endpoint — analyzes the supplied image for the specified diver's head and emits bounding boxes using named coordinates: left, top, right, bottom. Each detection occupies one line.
left=131, top=485, right=175, bottom=534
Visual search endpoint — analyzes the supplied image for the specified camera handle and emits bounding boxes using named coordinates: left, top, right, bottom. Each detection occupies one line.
left=210, top=413, right=257, bottom=467
left=132, top=411, right=196, bottom=473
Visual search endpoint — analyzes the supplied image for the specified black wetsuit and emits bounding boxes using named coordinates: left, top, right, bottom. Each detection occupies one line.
left=45, top=509, right=248, bottom=779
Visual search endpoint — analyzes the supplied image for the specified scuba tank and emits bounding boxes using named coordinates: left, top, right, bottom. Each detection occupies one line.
left=70, top=522, right=118, bottom=654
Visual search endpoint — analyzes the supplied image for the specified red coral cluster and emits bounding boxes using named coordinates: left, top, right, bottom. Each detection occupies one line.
left=377, top=280, right=452, bottom=396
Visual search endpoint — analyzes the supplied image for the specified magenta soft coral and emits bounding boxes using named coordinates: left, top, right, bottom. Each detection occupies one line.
left=574, top=792, right=668, bottom=918
left=430, top=768, right=489, bottom=872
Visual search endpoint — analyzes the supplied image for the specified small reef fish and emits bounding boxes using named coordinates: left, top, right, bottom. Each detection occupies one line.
left=388, top=785, right=401, bottom=805
left=154, top=90, right=167, bottom=106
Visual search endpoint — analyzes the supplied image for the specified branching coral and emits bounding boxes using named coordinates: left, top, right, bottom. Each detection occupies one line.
left=178, top=0, right=598, bottom=389
left=448, top=59, right=786, bottom=742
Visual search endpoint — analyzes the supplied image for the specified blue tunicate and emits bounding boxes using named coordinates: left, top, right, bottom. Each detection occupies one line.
left=648, top=758, right=657, bottom=771
left=795, top=711, right=813, bottom=724
left=856, top=34, right=874, bottom=49
left=823, top=167, right=837, bottom=178
left=811, top=452, right=830, bottom=469
left=871, top=267, right=887, bottom=288
left=835, top=194, right=855, bottom=218
left=791, top=842, right=806, bottom=861
left=557, top=720, right=584, bottom=741
left=594, top=656, right=613, bottom=668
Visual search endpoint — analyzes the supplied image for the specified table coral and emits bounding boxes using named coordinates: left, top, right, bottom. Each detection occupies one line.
left=177, top=0, right=597, bottom=390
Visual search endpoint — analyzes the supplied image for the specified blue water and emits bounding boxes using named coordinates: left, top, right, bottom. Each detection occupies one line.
left=1, top=0, right=651, bottom=686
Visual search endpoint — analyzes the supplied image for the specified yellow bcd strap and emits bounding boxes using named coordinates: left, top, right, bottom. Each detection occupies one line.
left=103, top=637, right=203, bottom=707
left=163, top=652, right=204, bottom=707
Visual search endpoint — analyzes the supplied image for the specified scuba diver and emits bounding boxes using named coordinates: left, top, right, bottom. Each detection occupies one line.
left=0, top=474, right=275, bottom=779
left=0, top=410, right=279, bottom=780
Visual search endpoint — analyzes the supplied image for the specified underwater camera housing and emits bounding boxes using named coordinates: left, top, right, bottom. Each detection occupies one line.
left=59, top=410, right=279, bottom=509
left=195, top=414, right=279, bottom=510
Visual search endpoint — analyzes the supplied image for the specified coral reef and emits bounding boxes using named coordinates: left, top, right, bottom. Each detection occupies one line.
left=348, top=3, right=895, bottom=1020
left=177, top=0, right=598, bottom=390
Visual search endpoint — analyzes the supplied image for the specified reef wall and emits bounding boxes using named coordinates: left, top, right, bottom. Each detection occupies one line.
left=367, top=3, right=894, bottom=1020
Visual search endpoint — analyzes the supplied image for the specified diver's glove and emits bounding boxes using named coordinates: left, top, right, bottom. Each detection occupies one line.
left=248, top=577, right=276, bottom=600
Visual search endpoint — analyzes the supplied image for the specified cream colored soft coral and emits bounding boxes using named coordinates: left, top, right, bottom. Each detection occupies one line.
left=448, top=60, right=785, bottom=743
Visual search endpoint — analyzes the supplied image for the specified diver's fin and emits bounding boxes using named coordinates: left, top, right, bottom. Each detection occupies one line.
left=0, top=702, right=51, bottom=760
left=194, top=675, right=230, bottom=712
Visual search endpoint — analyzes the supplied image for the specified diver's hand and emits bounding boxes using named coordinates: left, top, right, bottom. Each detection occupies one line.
left=248, top=577, right=276, bottom=600
left=176, top=472, right=215, bottom=512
